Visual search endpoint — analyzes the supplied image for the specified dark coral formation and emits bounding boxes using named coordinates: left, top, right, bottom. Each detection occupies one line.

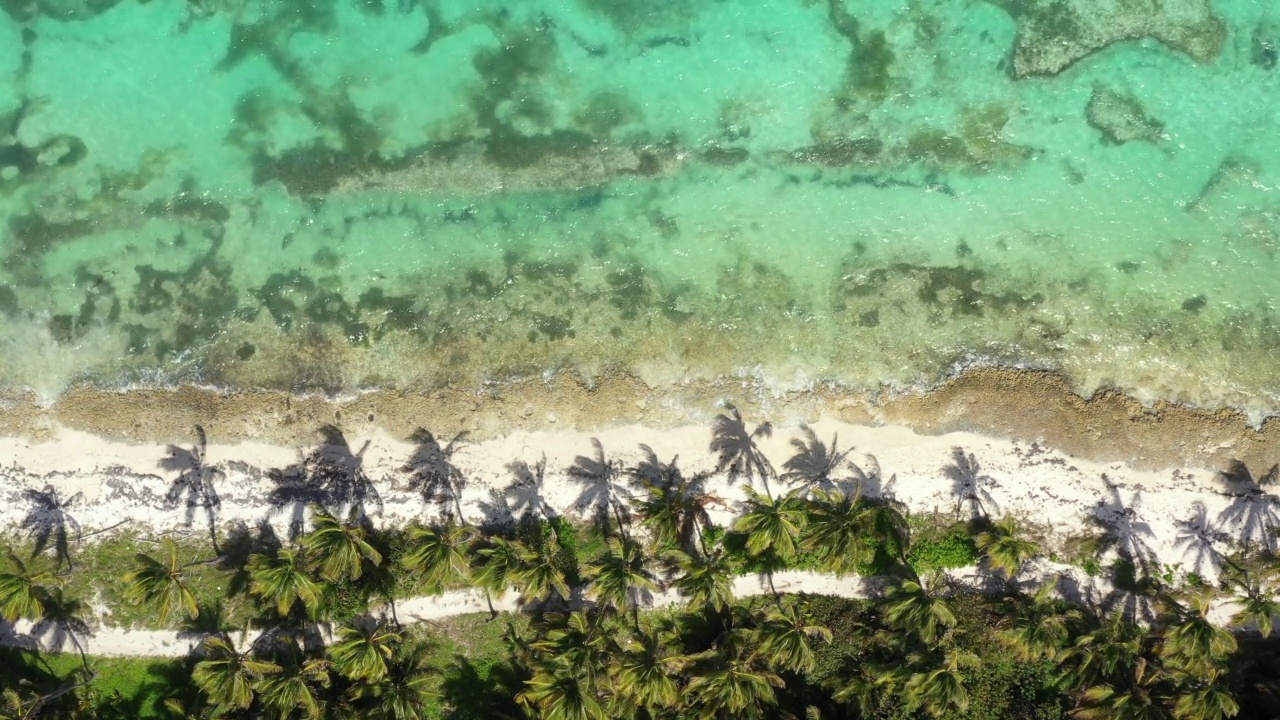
left=1086, top=86, right=1165, bottom=145
left=988, top=0, right=1227, bottom=78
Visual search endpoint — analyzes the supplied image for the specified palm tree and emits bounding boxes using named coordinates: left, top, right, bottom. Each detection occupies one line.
left=402, top=428, right=470, bottom=524
left=733, top=488, right=805, bottom=558
left=1221, top=552, right=1280, bottom=637
left=518, top=669, right=605, bottom=720
left=1000, top=584, right=1080, bottom=661
left=583, top=538, right=657, bottom=629
left=345, top=642, right=437, bottom=720
left=857, top=497, right=911, bottom=565
left=686, top=632, right=785, bottom=719
left=1061, top=609, right=1148, bottom=690
left=192, top=635, right=281, bottom=714
left=781, top=425, right=852, bottom=497
left=123, top=538, right=200, bottom=625
left=752, top=598, right=832, bottom=674
left=303, top=505, right=383, bottom=583
left=902, top=650, right=981, bottom=717
left=1073, top=657, right=1173, bottom=720
left=246, top=547, right=322, bottom=618
left=512, top=539, right=571, bottom=604
left=163, top=425, right=224, bottom=553
left=0, top=549, right=54, bottom=622
left=0, top=669, right=94, bottom=720
left=472, top=537, right=522, bottom=617
left=975, top=516, right=1041, bottom=582
left=734, top=488, right=806, bottom=600
left=630, top=450, right=718, bottom=553
left=255, top=657, right=330, bottom=720
left=0, top=687, right=39, bottom=720
left=613, top=629, right=685, bottom=711
left=568, top=438, right=629, bottom=539
left=1160, top=589, right=1238, bottom=676
left=668, top=546, right=735, bottom=612
left=711, top=406, right=776, bottom=498
left=880, top=572, right=957, bottom=644
left=403, top=523, right=473, bottom=595
left=329, top=620, right=402, bottom=683
left=20, top=486, right=83, bottom=570
left=1172, top=679, right=1239, bottom=720
left=526, top=611, right=619, bottom=684
left=802, top=489, right=872, bottom=575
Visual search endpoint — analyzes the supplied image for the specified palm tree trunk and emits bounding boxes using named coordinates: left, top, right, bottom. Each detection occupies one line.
left=485, top=589, right=498, bottom=620
left=31, top=671, right=96, bottom=718
left=65, top=627, right=91, bottom=676
left=611, top=500, right=629, bottom=541
left=454, top=494, right=467, bottom=527
left=206, top=513, right=221, bottom=556
left=387, top=596, right=401, bottom=628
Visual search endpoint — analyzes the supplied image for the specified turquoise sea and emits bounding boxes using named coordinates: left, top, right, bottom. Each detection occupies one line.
left=1, top=0, right=1278, bottom=417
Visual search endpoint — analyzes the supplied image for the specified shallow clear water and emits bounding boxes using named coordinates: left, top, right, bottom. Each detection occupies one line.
left=0, top=0, right=1278, bottom=414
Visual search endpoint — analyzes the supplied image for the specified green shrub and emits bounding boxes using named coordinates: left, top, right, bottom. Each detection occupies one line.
left=908, top=527, right=977, bottom=573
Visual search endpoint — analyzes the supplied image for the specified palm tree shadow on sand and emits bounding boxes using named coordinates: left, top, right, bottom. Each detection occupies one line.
left=267, top=425, right=383, bottom=539
left=1084, top=477, right=1160, bottom=623
left=942, top=447, right=1000, bottom=519
left=402, top=428, right=470, bottom=524
left=850, top=453, right=896, bottom=500
left=568, top=438, right=630, bottom=538
left=29, top=588, right=91, bottom=666
left=20, top=486, right=83, bottom=570
left=162, top=425, right=225, bottom=553
left=710, top=405, right=775, bottom=497
left=1215, top=459, right=1280, bottom=553
left=780, top=425, right=852, bottom=498
left=1173, top=501, right=1231, bottom=579
left=477, top=454, right=559, bottom=532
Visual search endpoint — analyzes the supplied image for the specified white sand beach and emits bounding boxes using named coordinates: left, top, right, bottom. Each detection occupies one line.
left=1, top=408, right=1271, bottom=655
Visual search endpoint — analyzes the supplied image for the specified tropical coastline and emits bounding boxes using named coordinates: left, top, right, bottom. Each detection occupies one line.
left=2, top=379, right=1279, bottom=716
left=4, top=0, right=1280, bottom=715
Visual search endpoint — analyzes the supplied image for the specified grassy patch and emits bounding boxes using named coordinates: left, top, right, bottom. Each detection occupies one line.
left=1, top=530, right=257, bottom=630
left=0, top=648, right=187, bottom=719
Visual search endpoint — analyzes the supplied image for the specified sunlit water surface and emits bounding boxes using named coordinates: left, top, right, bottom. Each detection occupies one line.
left=1, top=0, right=1278, bottom=417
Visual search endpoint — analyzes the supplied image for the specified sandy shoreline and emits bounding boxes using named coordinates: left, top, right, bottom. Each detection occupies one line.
left=0, top=366, right=1276, bottom=656
left=1, top=394, right=1271, bottom=579
left=1, top=368, right=1278, bottom=471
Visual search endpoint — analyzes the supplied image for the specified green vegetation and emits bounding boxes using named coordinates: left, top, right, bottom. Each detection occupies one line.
left=1, top=413, right=1279, bottom=718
